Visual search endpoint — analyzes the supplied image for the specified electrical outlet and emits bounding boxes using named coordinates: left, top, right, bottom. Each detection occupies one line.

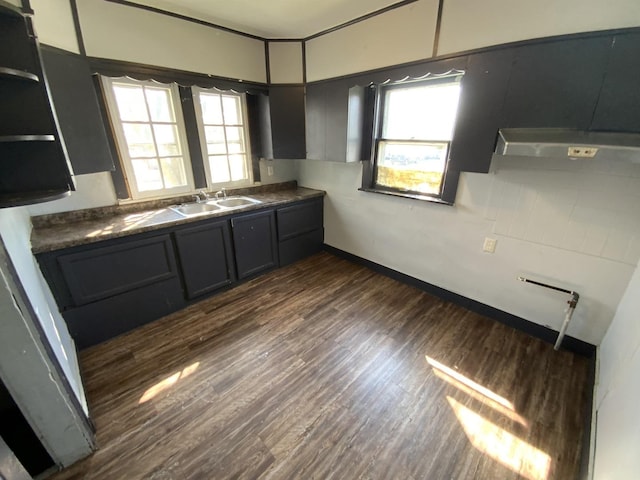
left=567, top=146, right=598, bottom=158
left=483, top=237, right=497, bottom=253
left=267, top=165, right=274, bottom=176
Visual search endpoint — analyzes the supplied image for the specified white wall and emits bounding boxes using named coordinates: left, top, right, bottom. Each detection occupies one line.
left=305, top=0, right=439, bottom=82
left=593, top=259, right=640, bottom=478
left=297, top=153, right=640, bottom=345
left=0, top=208, right=87, bottom=413
left=30, top=0, right=80, bottom=53
left=268, top=42, right=304, bottom=83
left=76, top=0, right=266, bottom=83
left=305, top=0, right=640, bottom=81
left=439, top=0, right=640, bottom=55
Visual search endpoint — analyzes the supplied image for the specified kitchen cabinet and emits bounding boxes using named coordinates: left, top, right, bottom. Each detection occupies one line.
left=502, top=36, right=610, bottom=130
left=265, top=85, right=306, bottom=159
left=38, top=233, right=185, bottom=349
left=174, top=219, right=235, bottom=299
left=276, top=198, right=324, bottom=266
left=231, top=210, right=278, bottom=279
left=305, top=80, right=367, bottom=162
left=591, top=32, right=640, bottom=132
left=449, top=48, right=515, bottom=173
left=40, top=45, right=115, bottom=175
left=0, top=3, right=74, bottom=207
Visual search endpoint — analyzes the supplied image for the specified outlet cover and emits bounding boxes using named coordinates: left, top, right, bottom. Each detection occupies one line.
left=483, top=237, right=497, bottom=253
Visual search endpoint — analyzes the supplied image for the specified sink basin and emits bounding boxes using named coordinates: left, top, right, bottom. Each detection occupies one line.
left=170, top=202, right=222, bottom=217
left=211, top=196, right=262, bottom=208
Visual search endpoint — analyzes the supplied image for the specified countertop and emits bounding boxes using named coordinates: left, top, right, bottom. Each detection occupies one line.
left=31, top=185, right=325, bottom=254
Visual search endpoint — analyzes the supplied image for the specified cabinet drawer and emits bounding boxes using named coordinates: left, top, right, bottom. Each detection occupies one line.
left=279, top=228, right=323, bottom=266
left=57, top=234, right=177, bottom=306
left=277, top=198, right=323, bottom=241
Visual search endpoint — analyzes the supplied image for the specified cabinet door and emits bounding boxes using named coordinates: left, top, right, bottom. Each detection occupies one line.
left=591, top=32, right=640, bottom=132
left=231, top=210, right=278, bottom=279
left=305, top=82, right=327, bottom=160
left=277, top=198, right=323, bottom=241
left=502, top=37, right=610, bottom=129
left=40, top=46, right=114, bottom=175
left=449, top=48, right=515, bottom=173
left=269, top=85, right=306, bottom=159
left=57, top=235, right=178, bottom=306
left=174, top=219, right=235, bottom=299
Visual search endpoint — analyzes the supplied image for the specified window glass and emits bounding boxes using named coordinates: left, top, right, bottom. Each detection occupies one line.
left=375, top=77, right=461, bottom=197
left=193, top=88, right=253, bottom=188
left=103, top=78, right=194, bottom=199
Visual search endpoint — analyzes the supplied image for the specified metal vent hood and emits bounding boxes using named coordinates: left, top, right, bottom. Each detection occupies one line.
left=495, top=128, right=640, bottom=162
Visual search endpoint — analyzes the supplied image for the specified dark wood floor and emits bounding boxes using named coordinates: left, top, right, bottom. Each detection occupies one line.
left=50, top=252, right=590, bottom=480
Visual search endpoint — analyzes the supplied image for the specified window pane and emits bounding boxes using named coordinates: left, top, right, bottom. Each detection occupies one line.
left=122, top=123, right=156, bottom=158
left=229, top=154, right=247, bottom=181
left=208, top=155, right=231, bottom=183
left=144, top=87, right=174, bottom=122
left=225, top=127, right=245, bottom=154
left=221, top=95, right=241, bottom=124
left=200, top=93, right=223, bottom=124
left=204, top=126, right=227, bottom=154
left=376, top=141, right=447, bottom=195
left=153, top=124, right=181, bottom=156
left=131, top=158, right=163, bottom=191
left=159, top=157, right=188, bottom=188
left=113, top=85, right=149, bottom=122
left=382, top=82, right=461, bottom=141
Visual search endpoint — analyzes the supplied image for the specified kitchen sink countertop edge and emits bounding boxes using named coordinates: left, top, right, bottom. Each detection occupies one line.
left=31, top=184, right=325, bottom=254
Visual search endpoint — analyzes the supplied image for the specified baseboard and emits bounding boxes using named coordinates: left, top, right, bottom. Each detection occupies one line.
left=323, top=244, right=596, bottom=358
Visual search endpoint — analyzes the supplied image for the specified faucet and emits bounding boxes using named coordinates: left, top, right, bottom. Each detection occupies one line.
left=198, top=190, right=210, bottom=201
left=215, top=187, right=227, bottom=199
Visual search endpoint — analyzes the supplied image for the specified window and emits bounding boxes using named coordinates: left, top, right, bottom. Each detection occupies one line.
left=372, top=76, right=462, bottom=200
left=192, top=87, right=253, bottom=188
left=102, top=77, right=194, bottom=200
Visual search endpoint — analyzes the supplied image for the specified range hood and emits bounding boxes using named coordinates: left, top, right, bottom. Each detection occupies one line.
left=495, top=128, right=640, bottom=162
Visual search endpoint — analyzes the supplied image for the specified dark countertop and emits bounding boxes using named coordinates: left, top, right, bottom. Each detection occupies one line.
left=31, top=185, right=324, bottom=254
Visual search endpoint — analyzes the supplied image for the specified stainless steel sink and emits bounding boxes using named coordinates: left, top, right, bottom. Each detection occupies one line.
left=169, top=202, right=222, bottom=217
left=211, top=196, right=262, bottom=208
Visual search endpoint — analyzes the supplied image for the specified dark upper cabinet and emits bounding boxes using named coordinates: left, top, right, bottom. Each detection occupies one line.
left=40, top=46, right=114, bottom=175
left=267, top=85, right=306, bottom=159
left=502, top=36, right=610, bottom=129
left=591, top=32, right=640, bottom=132
left=231, top=209, right=278, bottom=279
left=449, top=48, right=515, bottom=173
left=306, top=80, right=367, bottom=162
left=174, top=219, right=235, bottom=299
left=0, top=4, right=74, bottom=207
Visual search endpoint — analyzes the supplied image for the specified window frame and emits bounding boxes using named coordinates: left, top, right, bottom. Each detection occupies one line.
left=101, top=76, right=195, bottom=201
left=191, top=86, right=254, bottom=190
left=366, top=75, right=463, bottom=204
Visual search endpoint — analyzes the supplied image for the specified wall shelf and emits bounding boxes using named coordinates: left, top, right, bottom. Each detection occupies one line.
left=0, top=66, right=39, bottom=82
left=0, top=134, right=55, bottom=143
left=0, top=188, right=71, bottom=208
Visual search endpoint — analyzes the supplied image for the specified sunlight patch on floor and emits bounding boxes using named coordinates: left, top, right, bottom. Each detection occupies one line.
left=426, top=355, right=528, bottom=426
left=447, top=396, right=551, bottom=480
left=139, top=362, right=200, bottom=404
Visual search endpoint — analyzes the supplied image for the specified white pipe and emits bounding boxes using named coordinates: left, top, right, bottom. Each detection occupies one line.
left=554, top=305, right=576, bottom=350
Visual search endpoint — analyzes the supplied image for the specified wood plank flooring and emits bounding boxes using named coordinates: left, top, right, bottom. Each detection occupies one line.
left=50, top=252, right=591, bottom=480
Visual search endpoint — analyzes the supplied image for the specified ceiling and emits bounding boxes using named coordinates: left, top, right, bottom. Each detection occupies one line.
left=124, top=0, right=405, bottom=39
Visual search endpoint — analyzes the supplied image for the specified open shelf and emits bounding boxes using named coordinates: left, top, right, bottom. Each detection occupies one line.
left=0, top=134, right=55, bottom=142
left=0, top=66, right=39, bottom=82
left=0, top=188, right=71, bottom=208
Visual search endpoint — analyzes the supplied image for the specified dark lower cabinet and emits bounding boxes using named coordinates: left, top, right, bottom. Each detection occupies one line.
left=231, top=210, right=278, bottom=279
left=38, top=233, right=185, bottom=349
left=38, top=198, right=324, bottom=349
left=174, top=219, right=235, bottom=299
left=276, top=198, right=324, bottom=266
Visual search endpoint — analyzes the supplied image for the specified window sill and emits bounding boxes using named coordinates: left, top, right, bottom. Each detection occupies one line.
left=358, top=187, right=453, bottom=206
